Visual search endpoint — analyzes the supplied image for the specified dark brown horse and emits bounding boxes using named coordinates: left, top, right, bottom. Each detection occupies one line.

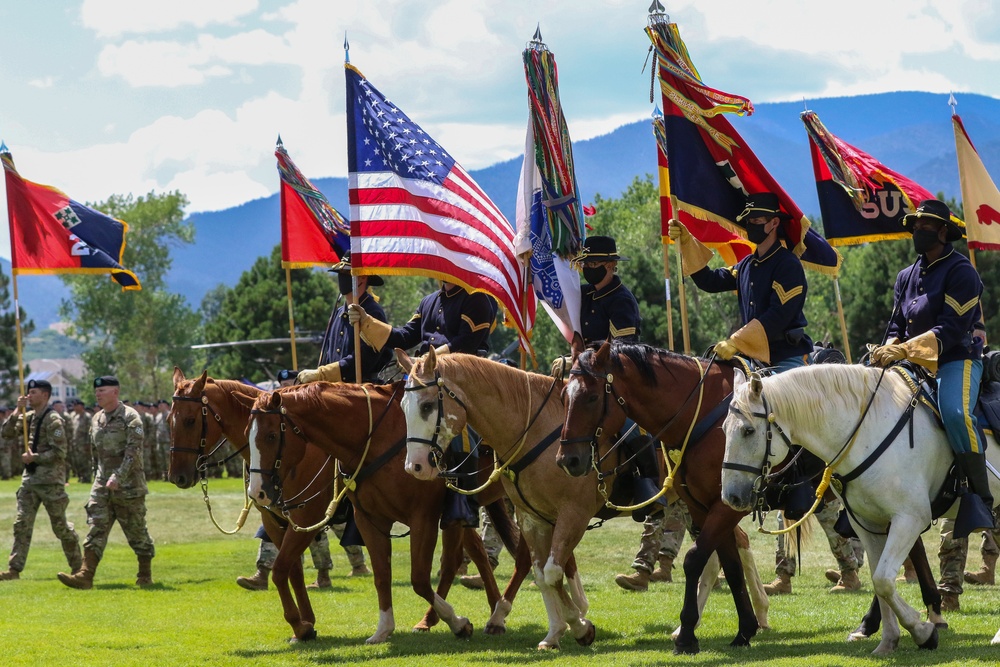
left=168, top=369, right=331, bottom=642
left=558, top=341, right=944, bottom=653
left=396, top=348, right=767, bottom=650
left=239, top=381, right=521, bottom=644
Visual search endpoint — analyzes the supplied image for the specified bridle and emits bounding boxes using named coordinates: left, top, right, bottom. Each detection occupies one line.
left=170, top=390, right=248, bottom=476
left=247, top=402, right=311, bottom=508
left=403, top=371, right=467, bottom=471
left=721, top=391, right=796, bottom=510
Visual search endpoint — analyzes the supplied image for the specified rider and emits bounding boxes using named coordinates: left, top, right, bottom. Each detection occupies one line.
left=348, top=279, right=498, bottom=527
left=871, top=198, right=993, bottom=538
left=670, top=193, right=864, bottom=595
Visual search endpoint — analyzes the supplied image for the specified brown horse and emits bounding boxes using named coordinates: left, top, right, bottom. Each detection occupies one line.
left=558, top=341, right=943, bottom=653
left=396, top=348, right=767, bottom=650
left=168, top=368, right=330, bottom=642
left=238, top=381, right=522, bottom=644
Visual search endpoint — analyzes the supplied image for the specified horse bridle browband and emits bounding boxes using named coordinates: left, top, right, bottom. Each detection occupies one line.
left=170, top=391, right=248, bottom=474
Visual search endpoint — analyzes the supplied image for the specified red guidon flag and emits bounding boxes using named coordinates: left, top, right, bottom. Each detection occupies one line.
left=954, top=114, right=1000, bottom=251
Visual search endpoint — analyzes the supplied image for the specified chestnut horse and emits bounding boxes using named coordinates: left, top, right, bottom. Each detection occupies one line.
left=396, top=349, right=768, bottom=651
left=168, top=368, right=330, bottom=642
left=239, top=381, right=523, bottom=644
left=559, top=342, right=943, bottom=654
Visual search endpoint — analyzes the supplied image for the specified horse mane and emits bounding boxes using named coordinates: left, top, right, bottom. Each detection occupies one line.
left=578, top=340, right=691, bottom=385
left=745, top=364, right=914, bottom=425
left=429, top=354, right=563, bottom=417
left=272, top=380, right=403, bottom=414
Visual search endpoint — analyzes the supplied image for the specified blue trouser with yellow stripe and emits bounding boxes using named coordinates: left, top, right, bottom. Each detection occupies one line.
left=938, top=359, right=984, bottom=455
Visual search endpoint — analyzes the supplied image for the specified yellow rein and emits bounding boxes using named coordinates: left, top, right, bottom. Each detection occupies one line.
left=201, top=459, right=253, bottom=535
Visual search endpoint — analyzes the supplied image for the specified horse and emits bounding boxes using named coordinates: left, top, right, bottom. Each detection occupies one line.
left=396, top=348, right=768, bottom=651
left=557, top=341, right=943, bottom=654
left=239, top=381, right=523, bottom=644
left=168, top=368, right=334, bottom=642
left=721, top=363, right=1000, bottom=654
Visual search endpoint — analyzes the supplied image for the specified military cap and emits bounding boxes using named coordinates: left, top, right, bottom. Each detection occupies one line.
left=51, top=399, right=64, bottom=406
left=276, top=369, right=298, bottom=382
left=736, top=192, right=791, bottom=222
left=94, top=375, right=120, bottom=388
left=157, top=398, right=170, bottom=406
left=27, top=379, right=53, bottom=393
left=901, top=198, right=964, bottom=242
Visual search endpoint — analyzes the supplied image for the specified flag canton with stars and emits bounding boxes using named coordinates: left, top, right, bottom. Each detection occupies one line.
left=348, top=69, right=455, bottom=182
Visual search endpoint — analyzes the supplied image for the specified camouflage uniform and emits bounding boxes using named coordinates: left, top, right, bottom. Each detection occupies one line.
left=629, top=500, right=691, bottom=574
left=84, top=402, right=155, bottom=562
left=937, top=518, right=967, bottom=595
left=70, top=407, right=93, bottom=483
left=0, top=405, right=82, bottom=575
left=0, top=409, right=12, bottom=480
left=775, top=498, right=863, bottom=576
left=155, top=406, right=171, bottom=480
left=257, top=527, right=364, bottom=572
left=141, top=408, right=159, bottom=481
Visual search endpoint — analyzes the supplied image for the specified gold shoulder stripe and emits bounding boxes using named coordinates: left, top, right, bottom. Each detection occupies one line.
left=729, top=267, right=739, bottom=279
left=772, top=281, right=804, bottom=305
left=461, top=314, right=491, bottom=332
left=609, top=324, right=637, bottom=338
left=944, top=295, right=979, bottom=316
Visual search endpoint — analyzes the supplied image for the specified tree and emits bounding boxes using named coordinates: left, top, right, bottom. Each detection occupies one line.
left=0, top=266, right=34, bottom=403
left=60, top=191, right=198, bottom=402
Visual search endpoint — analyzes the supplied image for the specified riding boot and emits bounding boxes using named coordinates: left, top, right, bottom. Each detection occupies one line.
left=58, top=548, right=100, bottom=590
left=136, top=556, right=154, bottom=587
left=441, top=451, right=479, bottom=529
left=940, top=591, right=960, bottom=612
left=649, top=556, right=674, bottom=583
left=339, top=510, right=365, bottom=548
left=965, top=552, right=998, bottom=586
left=763, top=572, right=792, bottom=595
left=828, top=568, right=862, bottom=593
left=625, top=434, right=666, bottom=521
left=307, top=568, right=332, bottom=589
left=614, top=569, right=650, bottom=592
left=236, top=566, right=270, bottom=591
left=954, top=452, right=996, bottom=539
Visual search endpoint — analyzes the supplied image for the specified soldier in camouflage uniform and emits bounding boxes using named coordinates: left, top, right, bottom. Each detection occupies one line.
left=155, top=399, right=172, bottom=480
left=0, top=405, right=12, bottom=480
left=937, top=518, right=966, bottom=610
left=58, top=376, right=155, bottom=590
left=70, top=399, right=93, bottom=483
left=614, top=500, right=692, bottom=591
left=138, top=402, right=159, bottom=481
left=965, top=529, right=1000, bottom=586
left=237, top=523, right=368, bottom=591
left=458, top=499, right=515, bottom=590
left=0, top=379, right=82, bottom=580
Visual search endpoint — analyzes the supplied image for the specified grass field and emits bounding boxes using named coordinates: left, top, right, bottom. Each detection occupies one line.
left=0, top=477, right=998, bottom=666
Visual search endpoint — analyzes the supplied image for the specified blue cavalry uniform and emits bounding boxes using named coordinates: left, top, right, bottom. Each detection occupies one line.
left=318, top=290, right=390, bottom=383
left=580, top=275, right=641, bottom=345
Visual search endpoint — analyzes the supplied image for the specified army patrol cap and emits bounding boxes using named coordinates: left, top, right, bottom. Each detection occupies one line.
left=276, top=369, right=298, bottom=382
left=26, top=379, right=53, bottom=393
left=94, top=375, right=120, bottom=388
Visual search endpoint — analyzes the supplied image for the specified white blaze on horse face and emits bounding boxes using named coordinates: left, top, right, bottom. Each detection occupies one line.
left=720, top=407, right=758, bottom=512
left=247, top=419, right=265, bottom=502
left=401, top=389, right=439, bottom=481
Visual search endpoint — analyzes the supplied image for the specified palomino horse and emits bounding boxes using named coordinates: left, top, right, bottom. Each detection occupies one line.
left=240, top=382, right=521, bottom=644
left=396, top=348, right=767, bottom=651
left=168, top=369, right=333, bottom=642
left=722, top=364, right=1000, bottom=654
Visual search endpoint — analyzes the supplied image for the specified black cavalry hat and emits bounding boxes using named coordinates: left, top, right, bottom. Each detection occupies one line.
left=901, top=199, right=964, bottom=242
left=736, top=192, right=791, bottom=222
left=571, top=235, right=629, bottom=264
left=328, top=251, right=384, bottom=286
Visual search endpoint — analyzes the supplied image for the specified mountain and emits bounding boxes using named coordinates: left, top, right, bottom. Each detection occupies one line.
left=13, top=91, right=1000, bottom=329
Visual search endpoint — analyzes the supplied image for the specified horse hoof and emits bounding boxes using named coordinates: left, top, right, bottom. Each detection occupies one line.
left=288, top=628, right=317, bottom=643
left=917, top=626, right=939, bottom=650
left=412, top=623, right=431, bottom=632
left=935, top=621, right=949, bottom=630
left=484, top=623, right=506, bottom=636
left=673, top=639, right=700, bottom=655
left=575, top=621, right=596, bottom=646
left=847, top=631, right=870, bottom=642
left=537, top=641, right=559, bottom=651
left=729, top=635, right=751, bottom=648
left=455, top=620, right=474, bottom=639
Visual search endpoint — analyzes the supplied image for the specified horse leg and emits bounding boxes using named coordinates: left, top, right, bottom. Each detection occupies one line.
left=718, top=528, right=757, bottom=647
left=518, top=514, right=567, bottom=650
left=848, top=596, right=882, bottom=642
left=486, top=533, right=530, bottom=634
left=675, top=550, right=719, bottom=640
left=413, top=522, right=473, bottom=638
left=908, top=538, right=945, bottom=628
left=414, top=523, right=455, bottom=632
left=736, top=526, right=769, bottom=631
left=461, top=526, right=505, bottom=634
left=357, top=517, right=395, bottom=644
left=546, top=515, right=594, bottom=647
left=272, top=533, right=316, bottom=642
left=563, top=554, right=588, bottom=618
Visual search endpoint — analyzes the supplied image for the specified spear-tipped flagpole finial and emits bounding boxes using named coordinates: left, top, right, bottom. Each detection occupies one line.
left=344, top=32, right=350, bottom=63
left=276, top=134, right=284, bottom=149
left=528, top=23, right=546, bottom=52
left=948, top=92, right=958, bottom=116
left=0, top=140, right=8, bottom=155
left=648, top=0, right=669, bottom=25
left=651, top=104, right=663, bottom=120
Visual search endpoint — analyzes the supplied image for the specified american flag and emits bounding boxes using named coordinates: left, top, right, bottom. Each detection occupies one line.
left=345, top=63, right=534, bottom=346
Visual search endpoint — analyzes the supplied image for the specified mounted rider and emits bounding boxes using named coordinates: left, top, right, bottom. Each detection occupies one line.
left=348, top=278, right=498, bottom=528
left=870, top=198, right=994, bottom=537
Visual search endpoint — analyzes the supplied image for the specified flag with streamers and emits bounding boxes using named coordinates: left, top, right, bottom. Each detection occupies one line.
left=275, top=138, right=349, bottom=268
left=646, top=19, right=841, bottom=276
left=802, top=110, right=940, bottom=246
left=954, top=113, right=1000, bottom=251
left=344, top=63, right=534, bottom=350
left=3, top=147, right=140, bottom=290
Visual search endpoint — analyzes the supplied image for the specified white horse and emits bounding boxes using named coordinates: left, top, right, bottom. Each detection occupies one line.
left=721, top=364, right=1000, bottom=655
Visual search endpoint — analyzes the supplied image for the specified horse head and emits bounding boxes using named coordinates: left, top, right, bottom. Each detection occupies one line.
left=557, top=341, right=628, bottom=477
left=397, top=347, right=469, bottom=481
left=721, top=370, right=787, bottom=512
left=241, top=389, right=307, bottom=506
left=168, top=367, right=214, bottom=488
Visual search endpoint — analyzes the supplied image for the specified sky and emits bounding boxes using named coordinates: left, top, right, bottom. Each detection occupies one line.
left=2, top=0, right=1000, bottom=260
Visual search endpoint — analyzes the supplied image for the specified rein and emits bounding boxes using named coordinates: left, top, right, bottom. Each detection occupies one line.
left=171, top=390, right=252, bottom=535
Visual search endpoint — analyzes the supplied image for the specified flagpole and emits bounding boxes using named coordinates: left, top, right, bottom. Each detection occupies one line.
left=284, top=267, right=298, bottom=371
left=351, top=274, right=363, bottom=384
left=833, top=277, right=852, bottom=364
left=520, top=264, right=530, bottom=370
left=11, top=273, right=29, bottom=453
left=661, top=241, right=674, bottom=351
left=670, top=195, right=691, bottom=354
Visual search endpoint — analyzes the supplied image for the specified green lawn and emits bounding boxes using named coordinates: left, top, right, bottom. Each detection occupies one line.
left=0, top=477, right=997, bottom=666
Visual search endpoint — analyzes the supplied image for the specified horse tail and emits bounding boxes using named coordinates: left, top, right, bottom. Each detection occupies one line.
left=484, top=498, right=520, bottom=558
left=784, top=514, right=816, bottom=562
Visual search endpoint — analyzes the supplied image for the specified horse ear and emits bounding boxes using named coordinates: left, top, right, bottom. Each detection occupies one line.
left=268, top=391, right=282, bottom=410
left=173, top=366, right=185, bottom=388
left=232, top=391, right=255, bottom=409
left=749, top=373, right=763, bottom=399
left=571, top=331, right=585, bottom=361
left=395, top=348, right=413, bottom=374
left=594, top=341, right=611, bottom=368
left=732, top=367, right=747, bottom=392
left=425, top=346, right=438, bottom=373
left=191, top=370, right=208, bottom=393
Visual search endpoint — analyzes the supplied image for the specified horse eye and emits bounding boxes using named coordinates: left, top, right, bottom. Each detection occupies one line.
left=742, top=425, right=756, bottom=437
left=420, top=402, right=434, bottom=418
left=587, top=393, right=598, bottom=404
left=183, top=417, right=195, bottom=428
left=267, top=432, right=277, bottom=442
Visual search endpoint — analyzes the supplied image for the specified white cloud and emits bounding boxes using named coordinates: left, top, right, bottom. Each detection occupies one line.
left=81, top=0, right=260, bottom=37
left=28, top=76, right=55, bottom=89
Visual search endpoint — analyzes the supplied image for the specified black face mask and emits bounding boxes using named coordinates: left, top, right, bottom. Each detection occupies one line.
left=747, top=222, right=770, bottom=245
left=583, top=266, right=608, bottom=285
left=337, top=273, right=353, bottom=296
left=912, top=229, right=942, bottom=255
